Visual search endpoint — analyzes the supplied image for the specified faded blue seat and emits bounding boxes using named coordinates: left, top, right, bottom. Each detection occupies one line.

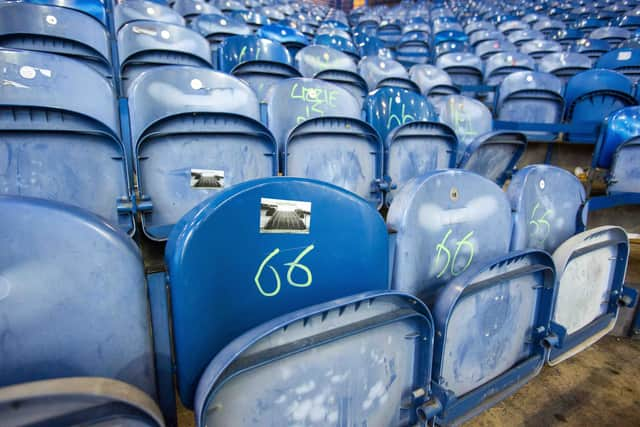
left=313, top=33, right=360, bottom=61
left=496, top=71, right=564, bottom=141
left=164, top=177, right=390, bottom=408
left=520, top=39, right=563, bottom=61
left=172, top=0, right=220, bottom=23
left=507, top=165, right=586, bottom=253
left=436, top=52, right=483, bottom=94
left=16, top=0, right=108, bottom=27
left=118, top=21, right=212, bottom=95
left=569, top=38, right=611, bottom=61
left=591, top=26, right=632, bottom=48
left=396, top=31, right=430, bottom=66
left=434, top=95, right=526, bottom=183
left=128, top=66, right=277, bottom=240
left=484, top=51, right=535, bottom=105
left=218, top=35, right=299, bottom=99
left=114, top=0, right=185, bottom=31
left=233, top=9, right=269, bottom=31
left=538, top=52, right=592, bottom=83
left=507, top=29, right=544, bottom=47
left=387, top=170, right=513, bottom=299
left=596, top=47, right=640, bottom=83
left=564, top=69, right=636, bottom=143
left=409, top=64, right=460, bottom=101
left=364, top=87, right=456, bottom=199
left=464, top=20, right=495, bottom=36
left=295, top=45, right=367, bottom=103
left=434, top=40, right=471, bottom=58
left=497, top=19, right=528, bottom=35
left=469, top=29, right=505, bottom=48
left=0, top=196, right=160, bottom=422
left=358, top=56, right=419, bottom=92
left=553, top=28, right=586, bottom=48
left=212, top=0, right=246, bottom=13
left=594, top=106, right=640, bottom=194
left=0, top=2, right=112, bottom=79
left=256, top=24, right=309, bottom=57
left=532, top=17, right=566, bottom=38
left=265, top=78, right=384, bottom=205
left=377, top=19, right=403, bottom=47
left=475, top=39, right=516, bottom=61
left=190, top=13, right=251, bottom=63
left=0, top=48, right=133, bottom=233
left=193, top=291, right=432, bottom=427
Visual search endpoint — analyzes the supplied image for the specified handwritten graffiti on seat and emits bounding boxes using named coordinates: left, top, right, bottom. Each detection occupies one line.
left=290, top=83, right=339, bottom=124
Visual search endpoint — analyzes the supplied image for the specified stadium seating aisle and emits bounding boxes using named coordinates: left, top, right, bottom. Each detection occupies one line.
left=1, top=0, right=640, bottom=425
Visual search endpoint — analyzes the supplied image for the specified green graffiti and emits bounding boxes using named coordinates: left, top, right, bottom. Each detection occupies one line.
left=435, top=229, right=475, bottom=278
left=254, top=244, right=315, bottom=297
left=529, top=203, right=553, bottom=245
left=449, top=98, right=478, bottom=140
left=290, top=83, right=339, bottom=124
left=386, top=97, right=416, bottom=130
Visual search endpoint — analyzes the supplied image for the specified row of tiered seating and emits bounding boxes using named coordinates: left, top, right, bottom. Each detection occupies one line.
left=1, top=0, right=639, bottom=425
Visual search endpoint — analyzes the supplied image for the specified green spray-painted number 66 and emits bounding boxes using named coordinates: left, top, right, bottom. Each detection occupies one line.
left=434, top=230, right=475, bottom=278
left=254, top=245, right=315, bottom=297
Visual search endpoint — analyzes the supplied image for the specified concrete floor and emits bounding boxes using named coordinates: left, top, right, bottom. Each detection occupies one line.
left=176, top=336, right=640, bottom=427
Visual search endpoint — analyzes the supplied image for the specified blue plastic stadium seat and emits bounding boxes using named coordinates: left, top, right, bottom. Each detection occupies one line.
left=387, top=170, right=513, bottom=299
left=465, top=20, right=495, bottom=36
left=520, top=39, right=563, bottom=61
left=507, top=165, right=586, bottom=253
left=364, top=87, right=456, bottom=199
left=191, top=13, right=251, bottom=63
left=172, top=0, right=220, bottom=23
left=538, top=52, right=592, bottom=83
left=507, top=29, right=544, bottom=47
left=436, top=52, right=483, bottom=94
left=434, top=95, right=526, bottom=183
left=475, top=39, right=516, bottom=61
left=265, top=78, right=384, bottom=205
left=569, top=38, right=611, bottom=61
left=484, top=51, right=535, bottom=105
left=497, top=19, right=528, bottom=35
left=591, top=26, right=632, bottom=48
left=553, top=28, right=586, bottom=48
left=469, top=29, right=504, bottom=48
left=128, top=66, right=277, bottom=240
left=114, top=0, right=185, bottom=31
left=256, top=24, right=309, bottom=58
left=496, top=71, right=564, bottom=141
left=434, top=40, right=471, bottom=58
left=564, top=69, right=636, bottom=143
left=595, top=47, right=640, bottom=82
left=233, top=9, right=269, bottom=31
left=0, top=2, right=112, bottom=79
left=532, top=17, right=566, bottom=38
left=164, top=177, right=390, bottom=407
left=409, top=64, right=460, bottom=102
left=396, top=31, right=431, bottom=66
left=0, top=196, right=160, bottom=421
left=16, top=0, right=108, bottom=27
left=118, top=21, right=212, bottom=95
left=218, top=35, right=300, bottom=100
left=295, top=45, right=367, bottom=103
left=314, top=33, right=360, bottom=61
left=377, top=19, right=403, bottom=47
left=0, top=48, right=133, bottom=233
left=358, top=56, right=419, bottom=92
left=193, top=291, right=433, bottom=427
left=594, top=106, right=640, bottom=194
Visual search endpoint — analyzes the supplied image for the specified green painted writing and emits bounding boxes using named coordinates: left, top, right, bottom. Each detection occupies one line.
left=529, top=203, right=553, bottom=245
left=435, top=229, right=475, bottom=278
left=254, top=244, right=315, bottom=297
left=386, top=97, right=416, bottom=130
left=290, top=83, right=339, bottom=124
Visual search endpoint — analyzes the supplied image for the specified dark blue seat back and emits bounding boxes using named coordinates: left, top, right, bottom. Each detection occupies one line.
left=0, top=48, right=133, bottom=233
left=256, top=24, right=309, bottom=57
left=538, top=52, right=592, bottom=82
left=358, top=56, right=414, bottom=91
left=594, top=105, right=640, bottom=169
left=436, top=52, right=483, bottom=91
left=569, top=38, right=611, bottom=61
left=165, top=177, right=390, bottom=407
left=520, top=39, right=562, bottom=60
left=596, top=47, right=640, bottom=82
left=19, top=0, right=107, bottom=26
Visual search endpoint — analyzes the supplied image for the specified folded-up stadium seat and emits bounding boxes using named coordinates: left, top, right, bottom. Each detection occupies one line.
left=434, top=95, right=527, bottom=184
left=538, top=52, right=592, bottom=83
left=0, top=196, right=163, bottom=425
left=218, top=35, right=300, bottom=99
left=569, top=37, right=611, bottom=61
left=364, top=87, right=457, bottom=200
left=114, top=0, right=185, bottom=31
left=314, top=33, right=361, bottom=61
left=495, top=71, right=564, bottom=141
left=190, top=13, right=251, bottom=64
left=265, top=78, right=384, bottom=205
left=295, top=44, right=367, bottom=103
left=520, top=39, right=563, bottom=61
left=128, top=67, right=277, bottom=240
left=553, top=28, right=586, bottom=48
left=591, top=26, right=633, bottom=49
left=507, top=165, right=635, bottom=364
left=596, top=47, right=640, bottom=83
left=409, top=64, right=460, bottom=102
left=172, top=0, right=220, bottom=24
left=118, top=21, right=212, bottom=95
left=0, top=48, right=134, bottom=233
left=594, top=106, right=640, bottom=194
left=163, top=177, right=389, bottom=408
left=484, top=51, right=535, bottom=105
left=233, top=9, right=268, bottom=32
left=436, top=52, right=483, bottom=93
left=465, top=20, right=495, bottom=36
left=377, top=19, right=403, bottom=47
left=434, top=40, right=471, bottom=58
left=497, top=19, right=529, bottom=36
left=387, top=170, right=513, bottom=299
left=564, top=69, right=636, bottom=143
left=395, top=31, right=431, bottom=66
left=0, top=2, right=112, bottom=79
left=17, top=0, right=109, bottom=27
left=469, top=29, right=505, bottom=48
left=256, top=24, right=309, bottom=58
left=475, top=39, right=516, bottom=61
left=532, top=17, right=566, bottom=38
left=507, top=29, right=544, bottom=47
left=358, top=56, right=419, bottom=92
